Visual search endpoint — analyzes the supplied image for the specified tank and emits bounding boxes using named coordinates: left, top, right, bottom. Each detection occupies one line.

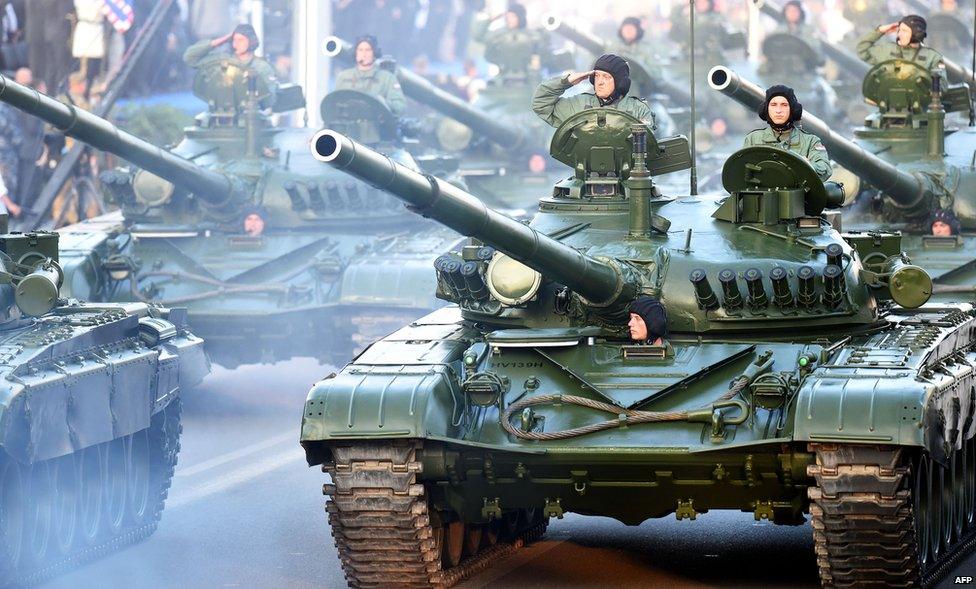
left=0, top=210, right=208, bottom=584
left=709, top=64, right=976, bottom=300
left=0, top=70, right=462, bottom=367
left=323, top=36, right=566, bottom=209
left=301, top=107, right=973, bottom=587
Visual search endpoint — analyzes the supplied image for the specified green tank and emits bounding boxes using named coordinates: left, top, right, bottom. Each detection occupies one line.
left=0, top=211, right=208, bottom=584
left=323, top=36, right=568, bottom=209
left=710, top=64, right=976, bottom=300
left=0, top=67, right=461, bottom=367
left=302, top=107, right=974, bottom=587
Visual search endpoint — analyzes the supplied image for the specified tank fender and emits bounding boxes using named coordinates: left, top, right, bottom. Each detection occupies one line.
left=301, top=363, right=462, bottom=465
left=0, top=312, right=204, bottom=464
left=794, top=350, right=976, bottom=466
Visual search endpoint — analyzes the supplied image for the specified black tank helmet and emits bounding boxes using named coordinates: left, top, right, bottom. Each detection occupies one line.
left=507, top=2, right=527, bottom=29
left=899, top=14, right=927, bottom=43
left=618, top=16, right=644, bottom=43
left=758, top=84, right=803, bottom=129
left=233, top=23, right=260, bottom=52
left=590, top=53, right=632, bottom=102
left=782, top=0, right=806, bottom=24
left=354, top=35, right=382, bottom=58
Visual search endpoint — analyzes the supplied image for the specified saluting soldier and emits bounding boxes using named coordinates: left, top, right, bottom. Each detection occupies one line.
left=857, top=15, right=943, bottom=73
left=743, top=85, right=832, bottom=182
left=333, top=35, right=406, bottom=116
left=471, top=2, right=553, bottom=82
left=532, top=53, right=654, bottom=128
left=183, top=24, right=278, bottom=106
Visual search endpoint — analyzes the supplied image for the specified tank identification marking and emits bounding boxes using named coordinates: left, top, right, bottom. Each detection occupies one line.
left=492, top=361, right=545, bottom=368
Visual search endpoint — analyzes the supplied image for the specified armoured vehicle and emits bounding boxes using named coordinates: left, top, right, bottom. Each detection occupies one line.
left=303, top=106, right=975, bottom=587
left=0, top=211, right=208, bottom=585
left=325, top=36, right=567, bottom=209
left=0, top=63, right=461, bottom=367
left=710, top=64, right=976, bottom=300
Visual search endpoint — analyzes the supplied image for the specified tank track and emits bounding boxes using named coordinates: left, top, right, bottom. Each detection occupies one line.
left=1, top=399, right=183, bottom=588
left=323, top=441, right=548, bottom=589
left=808, top=442, right=976, bottom=588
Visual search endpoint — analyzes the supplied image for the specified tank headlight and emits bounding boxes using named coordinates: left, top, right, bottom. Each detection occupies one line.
left=132, top=169, right=175, bottom=207
left=462, top=372, right=509, bottom=407
left=485, top=253, right=542, bottom=306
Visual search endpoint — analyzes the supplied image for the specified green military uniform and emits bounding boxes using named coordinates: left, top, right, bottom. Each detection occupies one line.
left=532, top=74, right=653, bottom=129
left=472, top=18, right=552, bottom=81
left=856, top=29, right=943, bottom=71
left=334, top=67, right=407, bottom=116
left=183, top=39, right=278, bottom=105
left=743, top=126, right=832, bottom=181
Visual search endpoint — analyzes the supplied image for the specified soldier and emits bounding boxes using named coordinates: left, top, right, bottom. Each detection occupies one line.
left=930, top=209, right=960, bottom=237
left=242, top=205, right=268, bottom=237
left=743, top=84, right=832, bottom=182
left=471, top=2, right=553, bottom=82
left=532, top=53, right=653, bottom=128
left=857, top=15, right=943, bottom=73
left=333, top=36, right=406, bottom=116
left=628, top=295, right=668, bottom=345
left=183, top=24, right=278, bottom=105
left=781, top=1, right=813, bottom=36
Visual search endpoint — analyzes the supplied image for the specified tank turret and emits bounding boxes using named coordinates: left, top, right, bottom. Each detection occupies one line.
left=313, top=108, right=929, bottom=324
left=0, top=71, right=461, bottom=368
left=709, top=65, right=976, bottom=227
left=323, top=36, right=527, bottom=150
left=755, top=0, right=974, bottom=84
left=709, top=66, right=933, bottom=211
left=0, top=75, right=248, bottom=217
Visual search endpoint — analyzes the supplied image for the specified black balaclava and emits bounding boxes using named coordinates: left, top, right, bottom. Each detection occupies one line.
left=590, top=53, right=631, bottom=104
left=930, top=208, right=960, bottom=234
left=759, top=84, right=803, bottom=133
left=507, top=3, right=527, bottom=29
left=899, top=14, right=928, bottom=44
left=629, top=296, right=669, bottom=342
left=233, top=23, right=260, bottom=52
left=618, top=16, right=644, bottom=44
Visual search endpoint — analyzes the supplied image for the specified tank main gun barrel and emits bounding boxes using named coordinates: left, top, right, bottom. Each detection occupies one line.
left=311, top=130, right=637, bottom=309
left=323, top=36, right=526, bottom=149
left=709, top=66, right=930, bottom=210
left=0, top=75, right=237, bottom=207
left=543, top=15, right=693, bottom=105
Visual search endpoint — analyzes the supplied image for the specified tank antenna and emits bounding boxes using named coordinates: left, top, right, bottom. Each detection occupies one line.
left=689, top=0, right=699, bottom=195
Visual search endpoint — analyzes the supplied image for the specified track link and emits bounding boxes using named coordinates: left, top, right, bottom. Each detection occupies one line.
left=807, top=441, right=976, bottom=588
left=323, top=441, right=547, bottom=589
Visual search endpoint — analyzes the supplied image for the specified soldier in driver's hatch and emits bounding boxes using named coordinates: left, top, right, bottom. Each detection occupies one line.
left=857, top=15, right=944, bottom=72
left=628, top=295, right=668, bottom=346
left=742, top=84, right=833, bottom=182
left=532, top=53, right=654, bottom=128
left=333, top=35, right=406, bottom=116
left=183, top=24, right=278, bottom=105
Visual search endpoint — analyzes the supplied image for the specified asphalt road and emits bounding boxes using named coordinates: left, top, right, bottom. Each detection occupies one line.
left=36, top=358, right=976, bottom=589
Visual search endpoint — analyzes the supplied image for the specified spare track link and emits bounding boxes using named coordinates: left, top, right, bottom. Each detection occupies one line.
left=323, top=441, right=547, bottom=589
left=5, top=399, right=183, bottom=588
